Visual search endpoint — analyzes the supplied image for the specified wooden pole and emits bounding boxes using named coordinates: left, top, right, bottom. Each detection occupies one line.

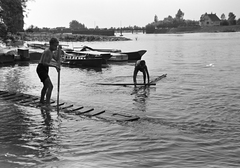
left=57, top=46, right=61, bottom=113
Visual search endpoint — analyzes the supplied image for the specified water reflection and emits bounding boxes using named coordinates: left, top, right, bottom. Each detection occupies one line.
left=41, top=108, right=53, bottom=127
left=3, top=66, right=29, bottom=92
left=61, top=64, right=102, bottom=72
left=132, top=86, right=150, bottom=112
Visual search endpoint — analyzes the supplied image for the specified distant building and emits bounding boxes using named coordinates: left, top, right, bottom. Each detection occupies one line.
left=200, top=13, right=221, bottom=26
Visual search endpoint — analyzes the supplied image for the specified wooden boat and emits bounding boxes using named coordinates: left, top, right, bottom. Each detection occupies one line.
left=62, top=54, right=103, bottom=67
left=121, top=50, right=146, bottom=60
left=80, top=46, right=146, bottom=61
left=64, top=49, right=111, bottom=65
left=108, top=53, right=128, bottom=62
left=0, top=47, right=16, bottom=63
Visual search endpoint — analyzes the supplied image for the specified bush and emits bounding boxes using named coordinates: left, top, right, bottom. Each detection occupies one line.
left=237, top=18, right=240, bottom=25
left=220, top=20, right=229, bottom=26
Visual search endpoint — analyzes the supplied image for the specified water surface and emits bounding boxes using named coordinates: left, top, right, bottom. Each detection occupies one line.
left=1, top=32, right=240, bottom=168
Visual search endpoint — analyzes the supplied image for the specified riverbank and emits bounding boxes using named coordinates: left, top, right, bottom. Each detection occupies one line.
left=20, top=32, right=131, bottom=42
left=152, top=25, right=240, bottom=34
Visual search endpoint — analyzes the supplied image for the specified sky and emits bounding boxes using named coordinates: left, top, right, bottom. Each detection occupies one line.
left=24, top=0, right=240, bottom=29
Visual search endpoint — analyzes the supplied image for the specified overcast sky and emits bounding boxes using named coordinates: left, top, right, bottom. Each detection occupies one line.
left=24, top=0, right=240, bottom=29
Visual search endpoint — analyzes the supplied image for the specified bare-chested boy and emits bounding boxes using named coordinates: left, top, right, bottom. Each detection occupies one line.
left=36, top=38, right=61, bottom=109
left=133, top=60, right=150, bottom=87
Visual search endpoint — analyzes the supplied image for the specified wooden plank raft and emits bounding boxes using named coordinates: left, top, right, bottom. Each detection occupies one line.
left=97, top=83, right=156, bottom=86
left=131, top=74, right=167, bottom=95
left=0, top=90, right=140, bottom=122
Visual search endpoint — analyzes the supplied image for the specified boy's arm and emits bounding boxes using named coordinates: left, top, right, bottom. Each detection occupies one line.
left=52, top=46, right=62, bottom=62
left=145, top=66, right=150, bottom=83
left=133, top=68, right=138, bottom=87
left=42, top=50, right=59, bottom=70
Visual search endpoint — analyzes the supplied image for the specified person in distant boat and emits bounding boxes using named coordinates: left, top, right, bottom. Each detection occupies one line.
left=36, top=37, right=61, bottom=109
left=133, top=60, right=150, bottom=87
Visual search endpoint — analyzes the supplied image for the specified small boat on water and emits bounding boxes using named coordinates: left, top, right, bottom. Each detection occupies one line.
left=0, top=47, right=16, bottom=63
left=64, top=49, right=111, bottom=65
left=61, top=54, right=103, bottom=67
left=108, top=53, right=128, bottom=62
left=80, top=46, right=146, bottom=61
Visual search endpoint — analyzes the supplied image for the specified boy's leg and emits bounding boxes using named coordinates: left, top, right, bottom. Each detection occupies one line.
left=40, top=83, right=47, bottom=104
left=45, top=77, right=53, bottom=105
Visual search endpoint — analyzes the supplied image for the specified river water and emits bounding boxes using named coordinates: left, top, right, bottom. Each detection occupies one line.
left=0, top=32, right=240, bottom=168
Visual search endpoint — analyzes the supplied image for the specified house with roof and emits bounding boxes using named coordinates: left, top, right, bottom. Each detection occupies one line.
left=200, top=13, right=221, bottom=26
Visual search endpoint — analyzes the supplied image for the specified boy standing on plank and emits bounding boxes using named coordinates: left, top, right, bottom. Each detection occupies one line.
left=36, top=38, right=61, bottom=109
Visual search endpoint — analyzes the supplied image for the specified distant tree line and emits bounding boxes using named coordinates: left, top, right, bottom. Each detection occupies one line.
left=220, top=12, right=240, bottom=25
left=146, top=9, right=199, bottom=30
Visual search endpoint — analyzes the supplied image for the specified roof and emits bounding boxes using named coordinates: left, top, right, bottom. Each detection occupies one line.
left=207, top=14, right=221, bottom=22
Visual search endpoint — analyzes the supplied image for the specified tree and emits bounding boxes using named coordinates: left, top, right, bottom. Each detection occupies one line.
left=228, top=12, right=236, bottom=25
left=237, top=18, right=240, bottom=25
left=145, top=24, right=155, bottom=33
left=0, top=0, right=28, bottom=34
left=175, top=9, right=184, bottom=21
left=69, top=20, right=86, bottom=30
left=154, top=15, right=158, bottom=23
left=221, top=13, right=226, bottom=20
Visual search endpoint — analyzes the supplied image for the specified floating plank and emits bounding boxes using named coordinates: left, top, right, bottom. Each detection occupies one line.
left=85, top=110, right=106, bottom=117
left=96, top=114, right=140, bottom=122
left=52, top=103, right=65, bottom=108
left=64, top=106, right=84, bottom=113
left=12, top=96, right=32, bottom=102
left=20, top=97, right=38, bottom=104
left=4, top=94, right=24, bottom=100
left=75, top=108, right=94, bottom=115
left=112, top=112, right=134, bottom=118
left=97, top=83, right=156, bottom=86
left=1, top=93, right=16, bottom=97
left=0, top=91, right=8, bottom=95
left=61, top=104, right=74, bottom=110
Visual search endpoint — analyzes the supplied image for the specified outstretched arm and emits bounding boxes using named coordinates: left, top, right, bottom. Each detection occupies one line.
left=133, top=68, right=138, bottom=87
left=145, top=66, right=150, bottom=84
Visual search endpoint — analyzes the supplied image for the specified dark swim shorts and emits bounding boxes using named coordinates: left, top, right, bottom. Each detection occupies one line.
left=36, top=63, right=49, bottom=82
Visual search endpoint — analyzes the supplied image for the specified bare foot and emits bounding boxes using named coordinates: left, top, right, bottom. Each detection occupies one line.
left=41, top=104, right=53, bottom=111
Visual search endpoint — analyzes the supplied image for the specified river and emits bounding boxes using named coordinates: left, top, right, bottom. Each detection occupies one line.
left=0, top=32, right=240, bottom=168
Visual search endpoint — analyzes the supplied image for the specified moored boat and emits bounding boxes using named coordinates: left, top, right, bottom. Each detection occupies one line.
left=80, top=46, right=146, bottom=61
left=64, top=49, right=111, bottom=65
left=108, top=53, right=128, bottom=62
left=0, top=47, right=16, bottom=64
left=121, top=50, right=146, bottom=60
left=61, top=54, right=103, bottom=67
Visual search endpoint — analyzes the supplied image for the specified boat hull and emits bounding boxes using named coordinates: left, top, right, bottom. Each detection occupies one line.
left=108, top=53, right=128, bottom=62
left=121, top=50, right=147, bottom=60
left=0, top=54, right=15, bottom=63
left=62, top=56, right=103, bottom=67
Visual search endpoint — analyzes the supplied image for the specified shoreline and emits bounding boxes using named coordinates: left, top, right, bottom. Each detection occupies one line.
left=20, top=32, right=132, bottom=42
left=152, top=25, right=240, bottom=34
